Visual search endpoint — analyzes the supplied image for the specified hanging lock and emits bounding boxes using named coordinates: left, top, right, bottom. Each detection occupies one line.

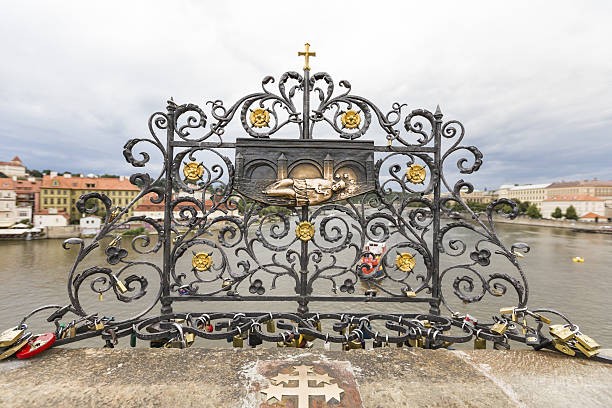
left=0, top=326, right=26, bottom=347
left=491, top=322, right=508, bottom=335
left=549, top=325, right=576, bottom=342
left=114, top=276, right=128, bottom=294
left=525, top=334, right=540, bottom=346
left=266, top=320, right=275, bottom=333
left=232, top=335, right=244, bottom=348
left=552, top=339, right=575, bottom=356
left=94, top=319, right=105, bottom=331
left=474, top=337, right=486, bottom=350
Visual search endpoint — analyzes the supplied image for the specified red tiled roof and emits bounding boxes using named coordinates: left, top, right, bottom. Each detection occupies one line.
left=11, top=156, right=22, bottom=163
left=41, top=175, right=139, bottom=191
left=543, top=195, right=604, bottom=202
left=548, top=180, right=612, bottom=188
left=13, top=179, right=41, bottom=193
left=0, top=161, right=23, bottom=167
left=134, top=195, right=222, bottom=213
left=580, top=212, right=605, bottom=219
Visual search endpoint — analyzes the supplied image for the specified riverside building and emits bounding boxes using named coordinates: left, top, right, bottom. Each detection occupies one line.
left=39, top=173, right=140, bottom=222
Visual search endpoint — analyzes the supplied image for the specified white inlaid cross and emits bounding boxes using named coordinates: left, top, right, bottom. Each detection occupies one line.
left=261, top=364, right=344, bottom=408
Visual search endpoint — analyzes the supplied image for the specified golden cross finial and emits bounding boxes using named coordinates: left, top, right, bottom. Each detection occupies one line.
left=298, top=43, right=316, bottom=70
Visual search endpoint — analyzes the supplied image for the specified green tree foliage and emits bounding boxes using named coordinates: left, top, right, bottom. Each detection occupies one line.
left=518, top=200, right=531, bottom=213
left=0, top=172, right=7, bottom=178
left=565, top=205, right=578, bottom=220
left=27, top=169, right=43, bottom=178
left=525, top=204, right=542, bottom=219
left=551, top=207, right=563, bottom=219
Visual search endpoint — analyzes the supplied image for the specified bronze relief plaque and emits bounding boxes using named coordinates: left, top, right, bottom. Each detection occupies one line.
left=235, top=138, right=375, bottom=206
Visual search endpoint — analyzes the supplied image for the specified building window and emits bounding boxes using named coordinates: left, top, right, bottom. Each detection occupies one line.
left=44, top=198, right=48, bottom=204
left=63, top=198, right=67, bottom=204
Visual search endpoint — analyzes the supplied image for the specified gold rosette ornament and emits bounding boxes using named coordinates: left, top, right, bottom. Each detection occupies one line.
left=340, top=110, right=361, bottom=129
left=295, top=221, right=315, bottom=241
left=395, top=252, right=416, bottom=272
left=192, top=252, right=213, bottom=272
left=407, top=164, right=426, bottom=184
left=250, top=108, right=270, bottom=128
left=183, top=161, right=204, bottom=182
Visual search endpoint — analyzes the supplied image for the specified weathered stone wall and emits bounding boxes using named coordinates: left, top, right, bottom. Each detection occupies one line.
left=1, top=348, right=610, bottom=407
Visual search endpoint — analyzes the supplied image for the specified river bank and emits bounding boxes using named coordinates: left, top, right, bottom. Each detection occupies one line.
left=487, top=214, right=612, bottom=232
left=1, top=348, right=611, bottom=407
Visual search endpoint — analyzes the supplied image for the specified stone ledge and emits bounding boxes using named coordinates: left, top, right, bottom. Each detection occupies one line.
left=0, top=348, right=611, bottom=407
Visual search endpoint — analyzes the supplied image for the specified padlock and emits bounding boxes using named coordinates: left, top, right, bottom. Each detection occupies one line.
left=474, top=337, right=486, bottom=350
left=94, top=320, right=105, bottom=331
left=98, top=293, right=103, bottom=301
left=323, top=341, right=331, bottom=351
left=552, top=339, right=575, bottom=356
left=493, top=341, right=510, bottom=350
left=499, top=307, right=515, bottom=315
left=266, top=320, right=275, bottom=333
left=68, top=325, right=77, bottom=338
left=404, top=290, right=416, bottom=297
left=248, top=331, right=262, bottom=348
left=206, top=324, right=214, bottom=333
left=525, top=334, right=540, bottom=346
left=463, top=314, right=477, bottom=328
left=164, top=338, right=185, bottom=349
left=130, top=333, right=137, bottom=347
left=575, top=333, right=600, bottom=351
left=491, top=322, right=508, bottom=335
left=549, top=325, right=575, bottom=342
left=232, top=335, right=244, bottom=348
left=373, top=339, right=383, bottom=348
left=185, top=332, right=195, bottom=345
left=316, top=320, right=322, bottom=332
left=574, top=341, right=599, bottom=358
left=0, top=327, right=25, bottom=347
left=533, top=313, right=551, bottom=325
left=115, top=279, right=128, bottom=294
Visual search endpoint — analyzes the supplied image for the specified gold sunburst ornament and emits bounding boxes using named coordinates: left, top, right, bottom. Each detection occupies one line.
left=250, top=108, right=270, bottom=128
left=407, top=164, right=426, bottom=184
left=296, top=221, right=315, bottom=241
left=192, top=252, right=213, bottom=272
left=183, top=161, right=204, bottom=182
left=340, top=110, right=361, bottom=129
left=395, top=252, right=416, bottom=272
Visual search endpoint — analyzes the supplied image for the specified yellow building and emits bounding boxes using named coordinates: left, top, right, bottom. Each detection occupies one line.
left=495, top=183, right=550, bottom=210
left=40, top=173, right=140, bottom=221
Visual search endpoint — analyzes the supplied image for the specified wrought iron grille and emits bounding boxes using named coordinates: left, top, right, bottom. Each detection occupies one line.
left=8, top=46, right=607, bottom=361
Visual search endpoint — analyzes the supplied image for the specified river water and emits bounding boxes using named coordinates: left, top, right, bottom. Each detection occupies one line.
left=0, top=222, right=610, bottom=349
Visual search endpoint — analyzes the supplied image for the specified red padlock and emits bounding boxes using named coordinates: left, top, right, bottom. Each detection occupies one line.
left=16, top=333, right=56, bottom=359
left=206, top=324, right=213, bottom=333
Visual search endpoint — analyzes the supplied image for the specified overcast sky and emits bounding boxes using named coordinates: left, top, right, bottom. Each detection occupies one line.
left=1, top=1, right=611, bottom=190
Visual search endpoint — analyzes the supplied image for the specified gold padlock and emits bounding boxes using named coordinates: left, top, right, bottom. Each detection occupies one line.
left=164, top=339, right=185, bottom=349
left=491, top=322, right=508, bottom=335
left=474, top=337, right=486, bottom=350
left=575, top=333, right=600, bottom=351
left=0, top=327, right=25, bottom=347
left=552, top=339, right=575, bottom=356
left=533, top=313, right=551, bottom=324
left=404, top=291, right=416, bottom=297
left=574, top=341, right=599, bottom=358
left=94, top=321, right=105, bottom=331
left=266, top=320, right=275, bottom=333
left=419, top=320, right=432, bottom=328
left=549, top=325, right=575, bottom=342
left=115, top=279, right=128, bottom=294
left=185, top=332, right=195, bottom=345
left=232, top=335, right=244, bottom=348
left=408, top=337, right=424, bottom=348
left=68, top=325, right=77, bottom=338
left=316, top=320, right=322, bottom=332
left=499, top=307, right=515, bottom=315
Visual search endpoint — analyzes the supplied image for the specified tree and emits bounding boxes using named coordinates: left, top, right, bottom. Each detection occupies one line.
left=565, top=205, right=578, bottom=220
left=551, top=207, right=563, bottom=219
left=27, top=169, right=43, bottom=178
left=518, top=200, right=531, bottom=214
left=526, top=204, right=542, bottom=219
left=0, top=172, right=7, bottom=178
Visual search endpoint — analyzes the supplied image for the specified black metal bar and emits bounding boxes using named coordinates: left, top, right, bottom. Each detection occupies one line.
left=166, top=296, right=437, bottom=303
left=302, top=68, right=310, bottom=139
left=160, top=103, right=175, bottom=315
left=429, top=106, right=443, bottom=316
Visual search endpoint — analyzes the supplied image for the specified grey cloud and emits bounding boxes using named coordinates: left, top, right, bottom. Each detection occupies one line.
left=0, top=0, right=610, bottom=191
